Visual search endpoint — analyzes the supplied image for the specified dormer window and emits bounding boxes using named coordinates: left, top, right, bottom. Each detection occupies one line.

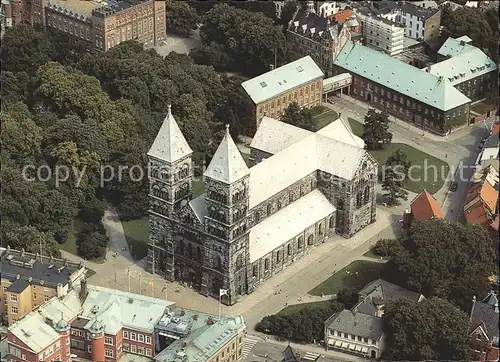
left=260, top=82, right=267, bottom=88
left=296, top=66, right=304, bottom=73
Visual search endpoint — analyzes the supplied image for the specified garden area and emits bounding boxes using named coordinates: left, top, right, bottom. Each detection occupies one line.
left=121, top=217, right=150, bottom=261
left=60, top=217, right=106, bottom=264
left=347, top=119, right=449, bottom=194
left=309, top=260, right=385, bottom=296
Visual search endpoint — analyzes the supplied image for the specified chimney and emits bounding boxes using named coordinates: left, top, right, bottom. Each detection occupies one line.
left=269, top=64, right=274, bottom=70
left=460, top=40, right=465, bottom=46
left=426, top=66, right=431, bottom=72
left=45, top=317, right=54, bottom=326
left=80, top=279, right=88, bottom=301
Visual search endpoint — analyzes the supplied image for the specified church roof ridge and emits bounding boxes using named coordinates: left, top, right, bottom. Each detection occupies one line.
left=147, top=105, right=193, bottom=163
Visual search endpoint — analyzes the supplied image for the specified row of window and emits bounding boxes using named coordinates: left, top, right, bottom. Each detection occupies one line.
left=123, top=330, right=152, bottom=344
left=9, top=293, right=50, bottom=303
left=330, top=329, right=377, bottom=345
left=123, top=343, right=153, bottom=356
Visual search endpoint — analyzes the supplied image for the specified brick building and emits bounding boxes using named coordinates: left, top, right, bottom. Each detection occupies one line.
left=2, top=0, right=166, bottom=51
left=241, top=56, right=324, bottom=129
left=287, top=3, right=351, bottom=77
left=146, top=106, right=377, bottom=305
left=333, top=40, right=472, bottom=134
left=5, top=280, right=245, bottom=361
left=428, top=36, right=498, bottom=102
left=469, top=291, right=499, bottom=361
left=0, top=247, right=86, bottom=326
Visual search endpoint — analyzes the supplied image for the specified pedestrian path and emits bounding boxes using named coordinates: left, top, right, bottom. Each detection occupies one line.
left=242, top=337, right=258, bottom=360
left=302, top=351, right=322, bottom=361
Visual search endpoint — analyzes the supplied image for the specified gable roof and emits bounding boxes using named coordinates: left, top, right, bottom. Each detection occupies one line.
left=324, top=309, right=383, bottom=340
left=410, top=190, right=444, bottom=221
left=427, top=42, right=496, bottom=86
left=241, top=56, right=324, bottom=105
left=470, top=293, right=499, bottom=341
left=204, top=125, right=250, bottom=184
left=438, top=37, right=476, bottom=57
left=465, top=181, right=498, bottom=213
left=334, top=41, right=471, bottom=111
left=329, top=9, right=354, bottom=23
left=147, top=105, right=193, bottom=163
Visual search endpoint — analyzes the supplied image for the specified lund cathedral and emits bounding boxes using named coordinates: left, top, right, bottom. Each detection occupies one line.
left=147, top=105, right=378, bottom=305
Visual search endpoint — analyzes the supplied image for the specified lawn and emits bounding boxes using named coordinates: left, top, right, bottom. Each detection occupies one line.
left=309, top=260, right=384, bottom=296
left=348, top=118, right=449, bottom=194
left=193, top=180, right=205, bottom=197
left=60, top=218, right=105, bottom=264
left=314, top=109, right=339, bottom=129
left=277, top=300, right=334, bottom=316
left=121, top=217, right=150, bottom=261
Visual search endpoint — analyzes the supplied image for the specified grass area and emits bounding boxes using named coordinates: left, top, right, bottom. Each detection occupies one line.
left=309, top=260, right=385, bottom=296
left=314, top=109, right=339, bottom=129
left=60, top=218, right=105, bottom=264
left=193, top=180, right=205, bottom=197
left=348, top=118, right=449, bottom=194
left=121, top=217, right=149, bottom=261
left=277, top=300, right=334, bottom=316
left=471, top=100, right=496, bottom=115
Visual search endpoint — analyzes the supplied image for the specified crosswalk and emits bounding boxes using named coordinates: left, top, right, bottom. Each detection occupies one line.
left=241, top=337, right=258, bottom=360
left=302, top=351, right=321, bottom=361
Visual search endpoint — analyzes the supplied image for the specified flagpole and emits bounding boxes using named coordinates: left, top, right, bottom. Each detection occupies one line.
left=139, top=272, right=142, bottom=294
left=165, top=284, right=168, bottom=300
left=151, top=278, right=154, bottom=298
left=218, top=292, right=221, bottom=320
left=127, top=268, right=131, bottom=293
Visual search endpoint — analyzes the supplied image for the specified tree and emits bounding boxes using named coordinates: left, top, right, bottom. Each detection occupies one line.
left=384, top=221, right=496, bottom=311
left=374, top=238, right=402, bottom=257
left=336, top=288, right=358, bottom=309
left=0, top=221, right=61, bottom=258
left=362, top=109, right=392, bottom=150
left=280, top=102, right=316, bottom=131
left=381, top=167, right=408, bottom=205
left=386, top=149, right=411, bottom=176
left=198, top=4, right=286, bottom=75
left=383, top=298, right=473, bottom=360
left=280, top=1, right=298, bottom=31
left=0, top=25, right=56, bottom=74
left=79, top=198, right=107, bottom=224
left=166, top=1, right=200, bottom=36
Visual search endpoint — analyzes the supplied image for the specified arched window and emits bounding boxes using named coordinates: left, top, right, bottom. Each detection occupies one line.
left=264, top=258, right=270, bottom=271
left=215, top=255, right=222, bottom=269
left=276, top=251, right=281, bottom=263
left=298, top=236, right=303, bottom=249
left=236, top=255, right=243, bottom=269
left=289, top=192, right=293, bottom=203
left=287, top=244, right=292, bottom=255
left=300, top=185, right=304, bottom=196
left=364, top=186, right=370, bottom=204
left=356, top=191, right=363, bottom=207
left=196, top=246, right=201, bottom=261
left=188, top=244, right=193, bottom=258
left=178, top=240, right=184, bottom=255
left=318, top=223, right=323, bottom=235
left=329, top=216, right=335, bottom=228
left=308, top=235, right=314, bottom=245
left=253, top=264, right=258, bottom=278
left=267, top=204, right=272, bottom=216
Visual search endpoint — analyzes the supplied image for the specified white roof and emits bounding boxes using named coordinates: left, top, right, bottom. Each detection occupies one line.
left=9, top=312, right=60, bottom=353
left=249, top=189, right=336, bottom=262
left=438, top=37, right=476, bottom=57
left=248, top=118, right=366, bottom=208
left=323, top=73, right=352, bottom=87
left=81, top=284, right=175, bottom=334
left=241, top=56, right=324, bottom=104
left=38, top=290, right=82, bottom=322
left=147, top=105, right=192, bottom=163
left=250, top=116, right=313, bottom=155
left=204, top=125, right=250, bottom=184
left=428, top=44, right=496, bottom=85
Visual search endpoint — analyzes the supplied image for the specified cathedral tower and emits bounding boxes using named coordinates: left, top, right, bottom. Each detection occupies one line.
left=203, top=125, right=250, bottom=304
left=147, top=105, right=193, bottom=278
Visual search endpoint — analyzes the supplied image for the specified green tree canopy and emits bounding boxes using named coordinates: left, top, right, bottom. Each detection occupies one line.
left=280, top=102, right=316, bottom=131
left=384, top=221, right=496, bottom=311
left=166, top=0, right=200, bottom=36
left=383, top=298, right=473, bottom=360
left=362, top=109, right=392, bottom=150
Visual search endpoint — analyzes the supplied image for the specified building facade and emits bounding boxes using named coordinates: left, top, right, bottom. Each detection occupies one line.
left=469, top=291, right=499, bottom=361
left=147, top=106, right=377, bottom=305
left=0, top=247, right=86, bottom=326
left=334, top=41, right=472, bottom=135
left=359, top=13, right=404, bottom=55
left=3, top=0, right=166, bottom=51
left=241, top=56, right=324, bottom=129
left=395, top=3, right=441, bottom=42
left=287, top=4, right=351, bottom=77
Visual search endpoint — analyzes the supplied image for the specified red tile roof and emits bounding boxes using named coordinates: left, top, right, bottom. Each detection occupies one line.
left=410, top=190, right=444, bottom=221
left=328, top=9, right=354, bottom=24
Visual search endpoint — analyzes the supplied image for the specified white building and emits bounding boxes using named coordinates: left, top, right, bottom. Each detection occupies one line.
left=359, top=13, right=404, bottom=55
left=413, top=0, right=439, bottom=9
left=395, top=3, right=441, bottom=41
left=317, top=1, right=351, bottom=17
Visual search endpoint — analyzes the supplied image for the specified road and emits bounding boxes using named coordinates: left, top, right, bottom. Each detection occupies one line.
left=326, top=95, right=491, bottom=221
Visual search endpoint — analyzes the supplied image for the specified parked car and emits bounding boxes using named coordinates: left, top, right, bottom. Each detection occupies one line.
left=450, top=181, right=458, bottom=192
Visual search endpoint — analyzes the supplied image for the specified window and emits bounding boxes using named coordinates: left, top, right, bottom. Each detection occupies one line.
left=287, top=244, right=292, bottom=255
left=264, top=258, right=270, bottom=271
left=138, top=334, right=144, bottom=343
left=145, top=336, right=152, bottom=344
left=138, top=346, right=145, bottom=355
left=123, top=331, right=129, bottom=339
left=307, top=235, right=314, bottom=245
left=105, top=349, right=113, bottom=358
left=44, top=295, right=50, bottom=302
left=253, top=264, right=258, bottom=277
left=105, top=336, right=113, bottom=345
left=266, top=204, right=271, bottom=216
left=131, top=345, right=137, bottom=353
left=33, top=293, right=37, bottom=300
left=276, top=251, right=281, bottom=263
left=88, top=345, right=92, bottom=353
left=11, top=306, right=18, bottom=314
left=123, top=343, right=130, bottom=352
left=146, top=348, right=152, bottom=356
left=131, top=332, right=137, bottom=341
left=298, top=236, right=303, bottom=249
left=10, top=294, right=18, bottom=302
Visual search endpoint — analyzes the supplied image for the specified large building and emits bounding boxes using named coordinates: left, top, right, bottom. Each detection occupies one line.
left=5, top=280, right=245, bottom=362
left=146, top=108, right=377, bottom=305
left=241, top=56, right=324, bottom=129
left=0, top=247, right=86, bottom=326
left=2, top=0, right=166, bottom=51
left=324, top=279, right=424, bottom=359
left=394, top=2, right=441, bottom=42
left=287, top=3, right=351, bottom=77
left=333, top=40, right=472, bottom=134
left=428, top=36, right=498, bottom=102
left=357, top=11, right=404, bottom=56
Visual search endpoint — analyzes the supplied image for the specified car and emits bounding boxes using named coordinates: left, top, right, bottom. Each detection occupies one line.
left=450, top=181, right=458, bottom=192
